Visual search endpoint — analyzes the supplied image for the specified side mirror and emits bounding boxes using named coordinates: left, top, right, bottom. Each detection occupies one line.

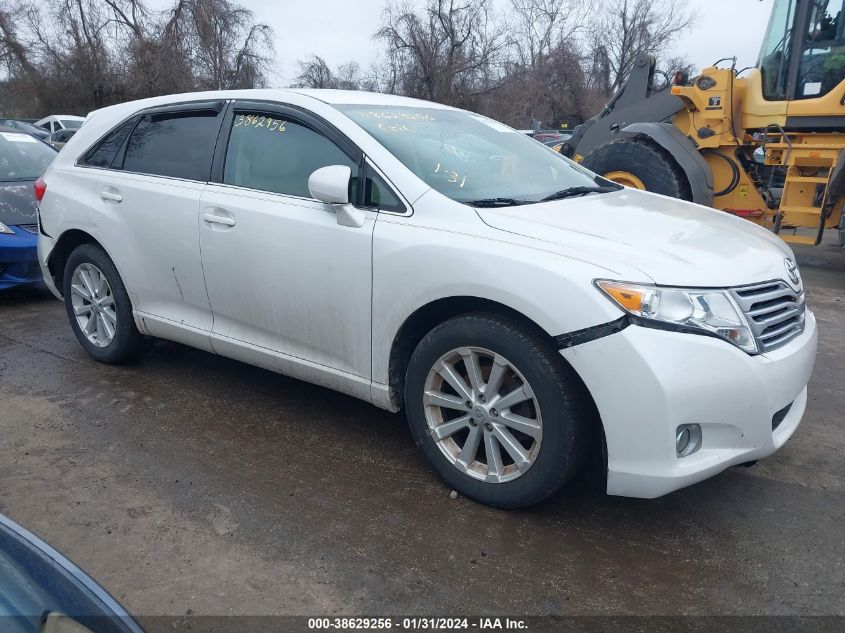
left=308, top=165, right=351, bottom=205
left=308, top=165, right=366, bottom=228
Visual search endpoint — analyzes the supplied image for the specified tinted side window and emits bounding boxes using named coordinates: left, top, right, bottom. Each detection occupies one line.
left=223, top=112, right=356, bottom=198
left=365, top=170, right=405, bottom=212
left=80, top=117, right=137, bottom=168
left=123, top=112, right=220, bottom=180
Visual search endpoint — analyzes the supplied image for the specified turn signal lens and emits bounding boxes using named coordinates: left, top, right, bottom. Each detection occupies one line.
left=595, top=281, right=655, bottom=316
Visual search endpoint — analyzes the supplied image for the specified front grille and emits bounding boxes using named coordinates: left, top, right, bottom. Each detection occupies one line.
left=732, top=280, right=805, bottom=353
left=17, top=224, right=38, bottom=234
left=772, top=402, right=792, bottom=431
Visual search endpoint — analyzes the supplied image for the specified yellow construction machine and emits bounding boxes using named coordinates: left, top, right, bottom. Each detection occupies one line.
left=564, top=0, right=845, bottom=247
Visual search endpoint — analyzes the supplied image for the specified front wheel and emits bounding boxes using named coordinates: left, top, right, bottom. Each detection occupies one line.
left=404, top=313, right=590, bottom=508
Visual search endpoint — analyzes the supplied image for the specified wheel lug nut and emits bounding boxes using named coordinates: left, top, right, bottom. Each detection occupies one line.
left=491, top=409, right=498, bottom=416
left=465, top=400, right=472, bottom=408
left=485, top=422, right=493, bottom=431
left=479, top=394, right=486, bottom=403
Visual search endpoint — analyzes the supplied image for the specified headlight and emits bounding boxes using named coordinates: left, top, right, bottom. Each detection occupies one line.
left=0, top=221, right=14, bottom=235
left=596, top=280, right=758, bottom=353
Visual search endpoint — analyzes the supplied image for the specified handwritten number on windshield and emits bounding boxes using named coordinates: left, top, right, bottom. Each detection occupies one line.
left=434, top=162, right=467, bottom=188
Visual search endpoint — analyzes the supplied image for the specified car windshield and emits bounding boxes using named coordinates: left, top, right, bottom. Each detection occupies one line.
left=17, top=122, right=46, bottom=134
left=334, top=105, right=602, bottom=204
left=60, top=119, right=83, bottom=129
left=0, top=132, right=56, bottom=180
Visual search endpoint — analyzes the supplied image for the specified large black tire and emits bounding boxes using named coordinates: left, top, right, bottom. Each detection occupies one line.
left=582, top=138, right=691, bottom=200
left=839, top=210, right=845, bottom=249
left=404, top=313, right=590, bottom=508
left=63, top=243, right=148, bottom=364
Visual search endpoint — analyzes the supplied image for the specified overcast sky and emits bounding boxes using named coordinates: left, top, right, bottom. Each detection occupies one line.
left=195, top=0, right=777, bottom=86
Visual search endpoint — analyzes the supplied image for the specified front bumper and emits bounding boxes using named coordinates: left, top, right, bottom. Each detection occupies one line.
left=0, top=226, right=41, bottom=290
left=562, top=310, right=818, bottom=498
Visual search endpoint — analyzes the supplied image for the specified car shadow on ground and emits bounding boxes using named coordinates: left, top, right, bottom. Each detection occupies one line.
left=0, top=282, right=54, bottom=305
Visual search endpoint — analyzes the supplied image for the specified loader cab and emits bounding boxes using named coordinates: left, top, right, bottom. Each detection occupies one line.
left=758, top=0, right=845, bottom=106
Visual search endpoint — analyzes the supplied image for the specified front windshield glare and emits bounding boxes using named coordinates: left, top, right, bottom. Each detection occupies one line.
left=0, top=132, right=55, bottom=180
left=335, top=105, right=601, bottom=205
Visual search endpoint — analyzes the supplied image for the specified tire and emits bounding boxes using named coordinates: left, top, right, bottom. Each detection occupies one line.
left=839, top=210, right=845, bottom=250
left=582, top=138, right=691, bottom=200
left=404, top=313, right=590, bottom=508
left=63, top=243, right=147, bottom=364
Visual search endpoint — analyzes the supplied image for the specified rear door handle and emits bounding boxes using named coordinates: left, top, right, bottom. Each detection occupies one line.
left=202, top=212, right=236, bottom=227
left=100, top=190, right=122, bottom=203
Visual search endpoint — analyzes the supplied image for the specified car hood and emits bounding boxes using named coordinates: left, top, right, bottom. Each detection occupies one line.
left=0, top=180, right=37, bottom=227
left=476, top=189, right=795, bottom=287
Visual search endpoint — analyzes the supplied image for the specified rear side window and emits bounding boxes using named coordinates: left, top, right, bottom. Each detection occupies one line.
left=80, top=117, right=137, bottom=168
left=123, top=112, right=220, bottom=181
left=223, top=112, right=356, bottom=198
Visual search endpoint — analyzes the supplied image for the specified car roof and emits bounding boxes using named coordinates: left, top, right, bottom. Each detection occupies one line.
left=85, top=89, right=459, bottom=123
left=35, top=115, right=85, bottom=124
left=285, top=89, right=456, bottom=109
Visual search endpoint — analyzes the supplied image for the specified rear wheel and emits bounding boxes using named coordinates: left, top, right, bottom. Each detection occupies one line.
left=404, top=313, right=589, bottom=508
left=63, top=244, right=147, bottom=364
left=582, top=138, right=690, bottom=199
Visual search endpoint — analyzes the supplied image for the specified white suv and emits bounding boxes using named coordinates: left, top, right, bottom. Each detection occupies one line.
left=36, top=90, right=817, bottom=508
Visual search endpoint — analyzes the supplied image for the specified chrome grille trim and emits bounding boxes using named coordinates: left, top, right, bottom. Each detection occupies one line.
left=732, top=280, right=805, bottom=353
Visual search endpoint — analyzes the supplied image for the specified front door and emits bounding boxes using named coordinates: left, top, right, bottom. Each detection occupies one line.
left=199, top=104, right=374, bottom=379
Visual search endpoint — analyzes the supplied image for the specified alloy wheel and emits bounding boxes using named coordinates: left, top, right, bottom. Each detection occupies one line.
left=70, top=263, right=117, bottom=348
left=423, top=346, right=543, bottom=483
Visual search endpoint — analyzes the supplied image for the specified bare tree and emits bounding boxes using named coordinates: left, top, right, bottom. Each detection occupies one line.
left=375, top=0, right=508, bottom=107
left=0, top=0, right=274, bottom=117
left=589, top=0, right=695, bottom=92
left=510, top=0, right=590, bottom=69
left=182, top=0, right=274, bottom=90
left=295, top=55, right=375, bottom=90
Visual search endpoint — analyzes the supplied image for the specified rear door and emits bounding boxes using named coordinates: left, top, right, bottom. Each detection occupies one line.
left=88, top=102, right=225, bottom=345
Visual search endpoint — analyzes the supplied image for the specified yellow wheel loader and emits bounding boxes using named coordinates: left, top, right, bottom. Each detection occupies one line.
left=564, top=0, right=845, bottom=248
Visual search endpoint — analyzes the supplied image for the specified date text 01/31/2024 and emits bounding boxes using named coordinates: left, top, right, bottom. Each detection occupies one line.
left=307, top=617, right=528, bottom=630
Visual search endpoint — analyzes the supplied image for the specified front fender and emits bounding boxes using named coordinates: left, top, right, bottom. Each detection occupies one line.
left=371, top=208, right=625, bottom=386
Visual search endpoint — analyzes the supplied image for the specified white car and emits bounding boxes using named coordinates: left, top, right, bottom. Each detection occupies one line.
left=36, top=90, right=817, bottom=508
left=34, top=115, right=85, bottom=135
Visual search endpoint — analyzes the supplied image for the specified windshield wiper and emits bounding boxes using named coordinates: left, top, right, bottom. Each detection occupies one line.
left=540, top=185, right=620, bottom=202
left=465, top=197, right=533, bottom=207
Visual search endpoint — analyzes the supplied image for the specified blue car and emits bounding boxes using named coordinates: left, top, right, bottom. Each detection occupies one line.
left=0, top=513, right=145, bottom=632
left=0, top=119, right=51, bottom=141
left=0, top=126, right=57, bottom=290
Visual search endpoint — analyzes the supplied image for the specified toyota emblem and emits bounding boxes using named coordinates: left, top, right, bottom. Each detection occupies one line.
left=785, top=258, right=801, bottom=287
